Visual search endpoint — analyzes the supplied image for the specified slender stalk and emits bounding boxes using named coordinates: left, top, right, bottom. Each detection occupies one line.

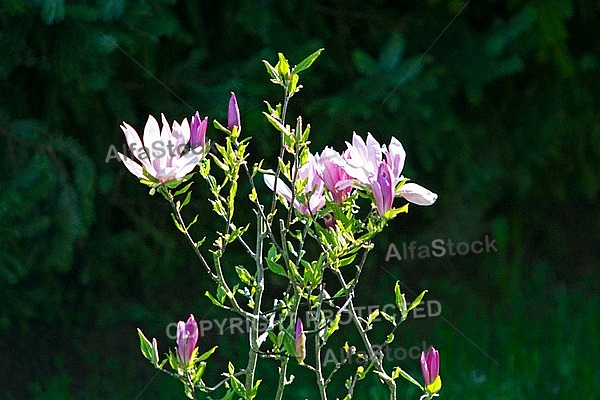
left=333, top=268, right=397, bottom=400
left=275, top=291, right=301, bottom=400
left=314, top=329, right=328, bottom=400
left=269, top=87, right=291, bottom=217
left=163, top=188, right=218, bottom=281
left=245, top=212, right=267, bottom=394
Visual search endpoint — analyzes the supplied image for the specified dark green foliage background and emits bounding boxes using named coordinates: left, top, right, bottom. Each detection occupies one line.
left=1, top=0, right=599, bottom=399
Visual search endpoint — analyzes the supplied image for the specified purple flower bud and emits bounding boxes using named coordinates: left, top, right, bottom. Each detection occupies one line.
left=190, top=112, right=207, bottom=150
left=295, top=317, right=306, bottom=363
left=420, top=346, right=440, bottom=386
left=177, top=314, right=198, bottom=366
left=371, top=162, right=394, bottom=216
left=227, top=92, right=240, bottom=130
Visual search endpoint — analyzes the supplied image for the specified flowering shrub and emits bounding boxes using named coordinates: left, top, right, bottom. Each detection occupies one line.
left=124, top=50, right=441, bottom=400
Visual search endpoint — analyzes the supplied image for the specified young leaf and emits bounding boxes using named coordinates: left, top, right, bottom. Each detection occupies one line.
left=137, top=328, right=153, bottom=361
left=407, top=290, right=428, bottom=313
left=392, top=366, right=424, bottom=390
left=266, top=258, right=287, bottom=277
left=325, top=314, right=341, bottom=341
left=174, top=181, right=193, bottom=197
left=394, top=281, right=408, bottom=318
left=181, top=190, right=193, bottom=208
left=197, top=345, right=218, bottom=362
left=366, top=308, right=380, bottom=326
left=276, top=53, right=290, bottom=79
left=293, top=48, right=324, bottom=74
left=262, top=60, right=280, bottom=82
left=205, top=290, right=223, bottom=307
left=235, top=265, right=254, bottom=286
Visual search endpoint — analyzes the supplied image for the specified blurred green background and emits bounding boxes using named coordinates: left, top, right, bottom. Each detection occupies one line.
left=1, top=0, right=599, bottom=399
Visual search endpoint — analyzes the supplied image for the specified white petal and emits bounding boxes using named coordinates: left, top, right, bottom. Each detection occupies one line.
left=121, top=122, right=153, bottom=172
left=143, top=115, right=161, bottom=164
left=365, top=132, right=382, bottom=164
left=398, top=182, right=438, bottom=206
left=118, top=152, right=145, bottom=179
left=264, top=174, right=294, bottom=201
left=172, top=151, right=203, bottom=179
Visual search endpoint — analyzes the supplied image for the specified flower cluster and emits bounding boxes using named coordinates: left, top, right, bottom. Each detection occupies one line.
left=123, top=49, right=443, bottom=399
left=117, top=94, right=242, bottom=186
left=264, top=132, right=437, bottom=218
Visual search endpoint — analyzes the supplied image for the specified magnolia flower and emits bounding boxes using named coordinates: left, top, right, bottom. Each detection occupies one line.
left=315, top=147, right=353, bottom=204
left=177, top=314, right=199, bottom=367
left=118, top=114, right=204, bottom=184
left=342, top=132, right=437, bottom=207
left=190, top=112, right=208, bottom=150
left=264, top=154, right=326, bottom=216
left=420, top=346, right=441, bottom=394
left=343, top=132, right=382, bottom=184
left=228, top=92, right=240, bottom=131
left=295, top=318, right=306, bottom=363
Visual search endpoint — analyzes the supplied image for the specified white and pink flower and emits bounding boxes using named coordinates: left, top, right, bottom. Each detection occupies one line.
left=118, top=113, right=205, bottom=184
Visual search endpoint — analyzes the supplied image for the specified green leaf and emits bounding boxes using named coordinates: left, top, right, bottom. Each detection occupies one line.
left=197, top=345, right=218, bottom=362
left=282, top=329, right=296, bottom=358
left=288, top=73, right=300, bottom=94
left=338, top=253, right=357, bottom=267
left=293, top=48, right=324, bottom=74
left=266, top=258, right=287, bottom=277
left=381, top=311, right=396, bottom=325
left=235, top=265, right=253, bottom=285
left=181, top=190, right=193, bottom=208
left=262, top=60, right=279, bottom=81
left=325, top=314, right=341, bottom=341
left=393, top=366, right=425, bottom=390
left=216, top=283, right=228, bottom=302
left=193, top=361, right=207, bottom=383
left=170, top=213, right=185, bottom=233
left=276, top=53, right=290, bottom=78
left=266, top=244, right=287, bottom=276
left=394, top=281, right=407, bottom=318
left=205, top=290, right=223, bottom=307
left=229, top=373, right=246, bottom=397
left=137, top=328, right=153, bottom=361
left=174, top=181, right=194, bottom=197
left=248, top=379, right=262, bottom=399
left=262, top=111, right=289, bottom=135
left=168, top=350, right=178, bottom=370
left=366, top=308, right=380, bottom=326
left=386, top=333, right=394, bottom=343
left=407, top=290, right=428, bottom=313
